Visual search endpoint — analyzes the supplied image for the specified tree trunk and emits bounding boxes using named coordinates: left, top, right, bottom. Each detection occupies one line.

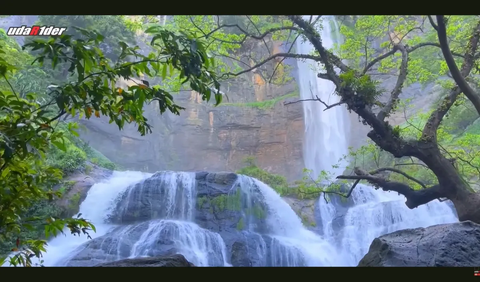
left=414, top=142, right=480, bottom=223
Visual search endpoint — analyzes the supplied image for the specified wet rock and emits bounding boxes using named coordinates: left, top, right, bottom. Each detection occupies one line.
left=108, top=172, right=198, bottom=224
left=96, top=254, right=194, bottom=267
left=64, top=171, right=308, bottom=267
left=358, top=221, right=480, bottom=267
left=55, top=162, right=113, bottom=218
left=283, top=197, right=316, bottom=229
left=230, top=242, right=250, bottom=266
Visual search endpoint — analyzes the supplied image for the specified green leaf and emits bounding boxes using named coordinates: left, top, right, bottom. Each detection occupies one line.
left=51, top=139, right=67, bottom=152
left=162, top=64, right=167, bottom=80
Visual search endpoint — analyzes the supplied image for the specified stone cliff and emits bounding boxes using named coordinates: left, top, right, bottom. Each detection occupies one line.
left=77, top=40, right=305, bottom=182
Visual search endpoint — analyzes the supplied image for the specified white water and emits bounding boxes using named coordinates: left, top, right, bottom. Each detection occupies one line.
left=32, top=172, right=343, bottom=266
left=296, top=16, right=350, bottom=178
left=318, top=185, right=458, bottom=266
left=34, top=171, right=151, bottom=266
left=29, top=169, right=458, bottom=267
left=296, top=15, right=459, bottom=266
left=236, top=175, right=340, bottom=266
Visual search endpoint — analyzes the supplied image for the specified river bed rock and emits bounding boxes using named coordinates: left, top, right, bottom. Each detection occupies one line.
left=358, top=220, right=480, bottom=267
left=96, top=254, right=194, bottom=267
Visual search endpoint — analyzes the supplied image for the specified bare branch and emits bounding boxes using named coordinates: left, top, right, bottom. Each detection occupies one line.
left=246, top=16, right=271, bottom=56
left=377, top=44, right=409, bottom=120
left=336, top=167, right=446, bottom=209
left=284, top=81, right=344, bottom=110
left=221, top=52, right=321, bottom=78
left=362, top=42, right=465, bottom=75
left=293, top=178, right=360, bottom=202
left=284, top=96, right=344, bottom=110
left=199, top=18, right=299, bottom=42
left=369, top=167, right=427, bottom=189
left=436, top=16, right=480, bottom=115
left=268, top=31, right=300, bottom=83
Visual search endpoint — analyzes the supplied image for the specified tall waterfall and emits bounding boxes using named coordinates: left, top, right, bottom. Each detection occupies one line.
left=295, top=15, right=458, bottom=266
left=295, top=16, right=350, bottom=178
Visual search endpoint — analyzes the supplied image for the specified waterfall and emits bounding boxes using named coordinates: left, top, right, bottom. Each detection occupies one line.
left=295, top=15, right=459, bottom=266
left=35, top=171, right=342, bottom=267
left=295, top=16, right=350, bottom=178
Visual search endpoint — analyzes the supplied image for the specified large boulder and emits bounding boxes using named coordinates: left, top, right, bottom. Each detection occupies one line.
left=65, top=171, right=273, bottom=267
left=96, top=254, right=194, bottom=267
left=358, top=221, right=480, bottom=267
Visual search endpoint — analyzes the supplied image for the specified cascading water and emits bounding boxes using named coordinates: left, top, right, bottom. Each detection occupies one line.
left=296, top=16, right=350, bottom=178
left=328, top=185, right=458, bottom=266
left=37, top=171, right=342, bottom=266
left=295, top=15, right=459, bottom=266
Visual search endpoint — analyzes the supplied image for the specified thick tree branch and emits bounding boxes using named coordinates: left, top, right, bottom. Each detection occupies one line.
left=422, top=18, right=480, bottom=140
left=337, top=167, right=446, bottom=209
left=377, top=44, right=409, bottom=120
left=288, top=15, right=341, bottom=86
left=436, top=16, right=480, bottom=115
left=427, top=15, right=438, bottom=31
left=282, top=16, right=421, bottom=160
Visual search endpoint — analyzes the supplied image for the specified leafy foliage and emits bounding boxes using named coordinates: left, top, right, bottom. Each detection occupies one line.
left=236, top=157, right=344, bottom=200
left=34, top=16, right=136, bottom=61
left=0, top=21, right=223, bottom=266
left=236, top=156, right=290, bottom=195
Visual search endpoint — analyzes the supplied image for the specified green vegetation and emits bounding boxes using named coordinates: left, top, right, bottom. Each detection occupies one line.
left=237, top=156, right=342, bottom=200
left=0, top=15, right=223, bottom=267
left=301, top=215, right=316, bottom=227
left=236, top=156, right=290, bottom=195
left=45, top=123, right=117, bottom=174
left=222, top=90, right=299, bottom=110
left=211, top=189, right=242, bottom=212
left=348, top=96, right=480, bottom=191
left=245, top=205, right=266, bottom=220
left=236, top=218, right=245, bottom=230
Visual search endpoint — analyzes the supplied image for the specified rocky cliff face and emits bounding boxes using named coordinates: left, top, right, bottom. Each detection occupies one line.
left=78, top=41, right=305, bottom=181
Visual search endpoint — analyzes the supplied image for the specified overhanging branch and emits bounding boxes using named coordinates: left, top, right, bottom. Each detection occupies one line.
left=221, top=53, right=321, bottom=78
left=336, top=167, right=446, bottom=209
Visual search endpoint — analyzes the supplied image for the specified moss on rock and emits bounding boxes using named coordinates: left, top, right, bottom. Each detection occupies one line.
left=210, top=189, right=242, bottom=212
